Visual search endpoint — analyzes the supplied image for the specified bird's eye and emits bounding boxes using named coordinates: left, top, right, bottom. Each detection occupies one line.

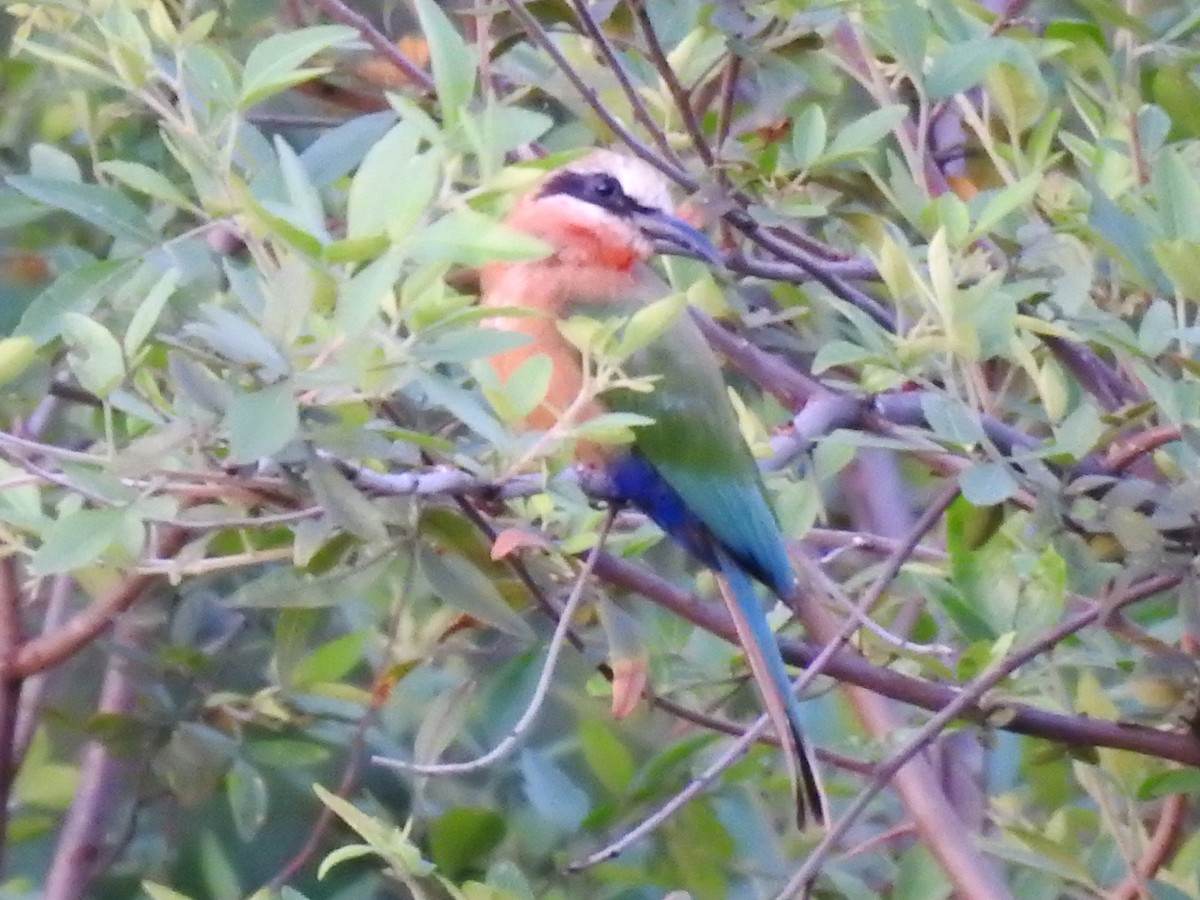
left=591, top=175, right=619, bottom=198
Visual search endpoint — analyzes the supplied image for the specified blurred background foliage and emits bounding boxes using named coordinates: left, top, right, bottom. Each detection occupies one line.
left=0, top=0, right=1199, bottom=898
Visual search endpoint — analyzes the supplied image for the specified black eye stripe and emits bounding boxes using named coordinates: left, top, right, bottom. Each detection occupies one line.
left=539, top=170, right=653, bottom=217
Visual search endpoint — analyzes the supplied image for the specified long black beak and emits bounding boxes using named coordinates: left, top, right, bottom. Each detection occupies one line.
left=633, top=209, right=723, bottom=268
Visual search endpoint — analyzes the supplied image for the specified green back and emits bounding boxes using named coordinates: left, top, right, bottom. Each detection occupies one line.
left=601, top=270, right=794, bottom=594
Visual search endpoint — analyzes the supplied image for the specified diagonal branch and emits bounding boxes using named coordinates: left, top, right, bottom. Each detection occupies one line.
left=593, top=553, right=1200, bottom=766
left=0, top=557, right=23, bottom=879
left=308, top=0, right=435, bottom=94
left=8, top=526, right=188, bottom=679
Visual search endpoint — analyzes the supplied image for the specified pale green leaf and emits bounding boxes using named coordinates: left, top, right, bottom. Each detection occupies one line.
left=519, top=748, right=588, bottom=830
left=6, top=176, right=155, bottom=243
left=824, top=104, right=907, bottom=159
left=791, top=104, right=827, bottom=168
left=239, top=25, right=357, bottom=109
left=98, top=159, right=194, bottom=210
left=418, top=545, right=534, bottom=639
left=60, top=312, right=125, bottom=397
left=225, top=382, right=299, bottom=462
left=30, top=507, right=127, bottom=575
left=337, top=247, right=404, bottom=335
left=225, top=758, right=268, bottom=842
left=413, top=0, right=475, bottom=127
left=959, top=462, right=1019, bottom=506
left=124, top=268, right=180, bottom=356
left=409, top=209, right=551, bottom=266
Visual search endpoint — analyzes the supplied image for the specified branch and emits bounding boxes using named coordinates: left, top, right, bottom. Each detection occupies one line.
left=44, top=616, right=148, bottom=900
left=1107, top=792, right=1189, bottom=900
left=8, top=526, right=188, bottom=679
left=373, top=508, right=616, bottom=776
left=0, top=557, right=22, bottom=878
left=628, top=0, right=714, bottom=165
left=308, top=0, right=435, bottom=94
left=592, top=553, right=1200, bottom=766
left=566, top=0, right=680, bottom=164
left=777, top=569, right=1190, bottom=896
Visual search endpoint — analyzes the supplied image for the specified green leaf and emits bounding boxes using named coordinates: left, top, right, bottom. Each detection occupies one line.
left=274, top=135, right=328, bottom=241
left=239, top=25, right=357, bottom=108
left=337, top=248, right=404, bottom=335
left=124, top=268, right=179, bottom=356
left=30, top=507, right=128, bottom=575
left=968, top=172, right=1042, bottom=240
left=60, top=312, right=124, bottom=397
left=97, top=159, right=194, bottom=210
left=317, top=844, right=376, bottom=880
left=1152, top=149, right=1200, bottom=241
left=184, top=307, right=289, bottom=377
left=1138, top=768, right=1200, bottom=800
left=6, top=176, right=155, bottom=244
left=409, top=209, right=551, bottom=267
left=429, top=807, right=506, bottom=879
left=418, top=545, right=534, bottom=639
left=142, top=884, right=196, bottom=900
left=169, top=352, right=231, bottom=415
left=921, top=393, right=985, bottom=446
left=0, top=337, right=38, bottom=386
left=791, top=104, right=827, bottom=168
left=299, top=111, right=398, bottom=186
left=519, top=748, right=588, bottom=830
left=494, top=352, right=552, bottom=422
left=307, top=456, right=389, bottom=543
left=225, top=758, right=268, bottom=841
left=29, top=143, right=81, bottom=182
left=823, top=104, right=907, bottom=159
left=570, top=412, right=654, bottom=444
left=289, top=630, right=369, bottom=687
left=959, top=462, right=1019, bottom=507
left=225, top=382, right=299, bottom=462
left=413, top=0, right=475, bottom=127
left=926, top=37, right=1040, bottom=100
left=345, top=121, right=438, bottom=241
left=1153, top=239, right=1200, bottom=298
left=578, top=720, right=635, bottom=796
left=616, top=292, right=688, bottom=358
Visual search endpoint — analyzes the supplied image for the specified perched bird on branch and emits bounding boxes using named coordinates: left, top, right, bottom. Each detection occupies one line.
left=481, top=150, right=826, bottom=827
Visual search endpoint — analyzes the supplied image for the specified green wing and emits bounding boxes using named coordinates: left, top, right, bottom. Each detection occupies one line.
left=604, top=272, right=794, bottom=594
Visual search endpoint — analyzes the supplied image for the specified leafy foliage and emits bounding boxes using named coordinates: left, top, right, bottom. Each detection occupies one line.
left=0, top=1, right=1198, bottom=898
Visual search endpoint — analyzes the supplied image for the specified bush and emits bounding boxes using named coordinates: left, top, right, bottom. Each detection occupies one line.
left=0, top=1, right=1198, bottom=898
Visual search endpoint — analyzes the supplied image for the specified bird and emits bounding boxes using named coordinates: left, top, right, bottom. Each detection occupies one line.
left=480, top=150, right=826, bottom=827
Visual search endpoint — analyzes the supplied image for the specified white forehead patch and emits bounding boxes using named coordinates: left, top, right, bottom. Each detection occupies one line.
left=571, top=149, right=674, bottom=213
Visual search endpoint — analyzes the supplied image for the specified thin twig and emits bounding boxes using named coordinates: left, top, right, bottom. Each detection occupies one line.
left=567, top=0, right=680, bottom=163
left=12, top=575, right=73, bottom=766
left=629, top=0, right=714, bottom=165
left=372, top=507, right=617, bottom=775
left=308, top=0, right=435, bottom=94
left=775, top=573, right=1184, bottom=897
left=265, top=676, right=389, bottom=889
left=500, top=0, right=692, bottom=187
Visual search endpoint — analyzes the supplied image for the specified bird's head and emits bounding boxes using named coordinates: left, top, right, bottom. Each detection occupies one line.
left=503, top=150, right=721, bottom=278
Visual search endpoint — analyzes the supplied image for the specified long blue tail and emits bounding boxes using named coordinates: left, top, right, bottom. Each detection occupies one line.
left=716, top=548, right=825, bottom=827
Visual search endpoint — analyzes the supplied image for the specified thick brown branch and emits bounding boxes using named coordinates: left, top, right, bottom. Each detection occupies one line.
left=592, top=553, right=1200, bottom=766
left=0, top=557, right=23, bottom=878
left=1108, top=793, right=1189, bottom=900
left=8, top=526, right=188, bottom=679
